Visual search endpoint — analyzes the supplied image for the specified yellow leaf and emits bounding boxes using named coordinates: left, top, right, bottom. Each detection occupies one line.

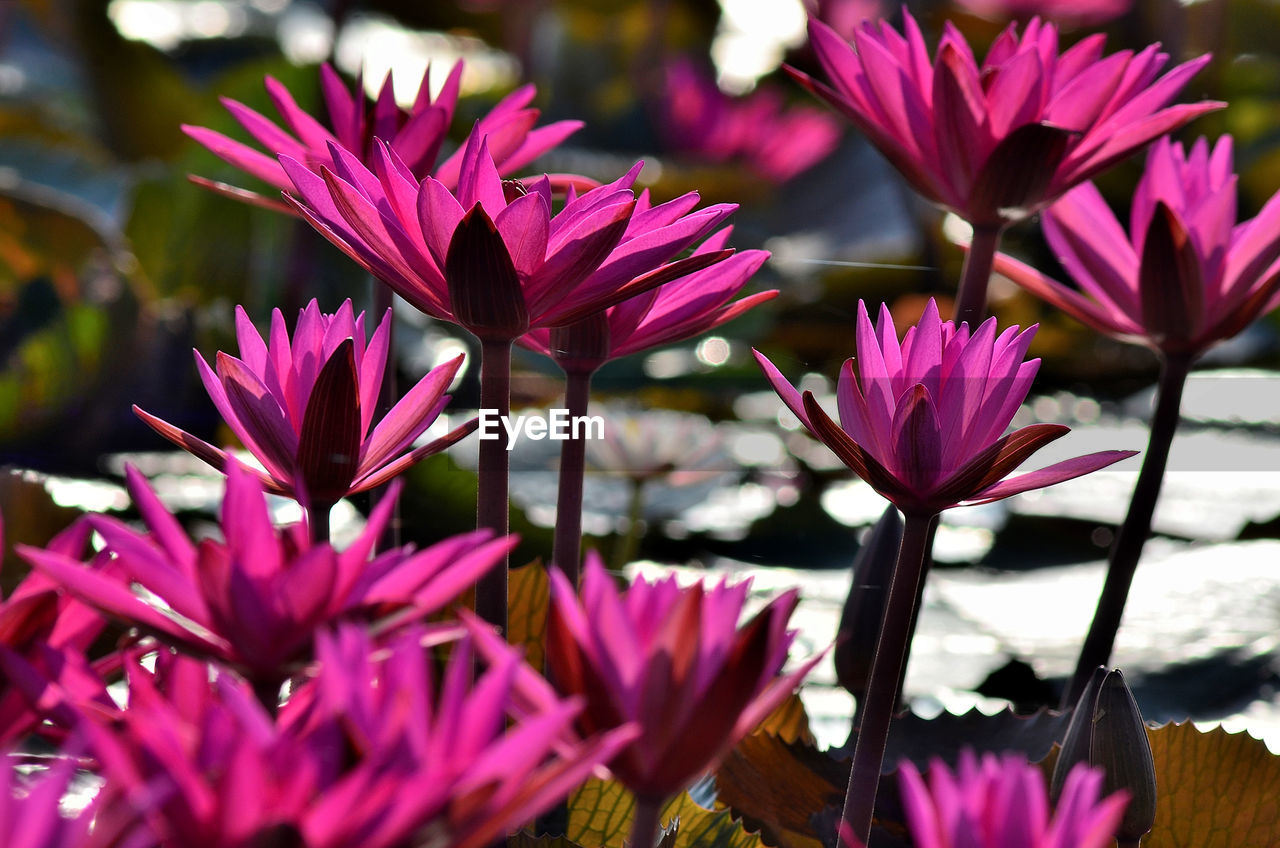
left=508, top=560, right=550, bottom=669
left=569, top=779, right=763, bottom=848
left=1144, top=722, right=1280, bottom=848
left=753, top=694, right=814, bottom=746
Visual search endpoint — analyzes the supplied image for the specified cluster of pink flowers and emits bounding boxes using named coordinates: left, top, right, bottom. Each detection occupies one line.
left=5, top=0, right=1262, bottom=842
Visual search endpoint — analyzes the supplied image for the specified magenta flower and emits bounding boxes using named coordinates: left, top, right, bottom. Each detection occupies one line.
left=182, top=61, right=580, bottom=212
left=282, top=129, right=734, bottom=342
left=286, top=624, right=635, bottom=848
left=755, top=299, right=1134, bottom=515
left=791, top=11, right=1219, bottom=228
left=1, top=752, right=94, bottom=848
left=803, top=0, right=888, bottom=42
left=134, top=299, right=474, bottom=518
left=521, top=223, right=773, bottom=373
left=896, top=753, right=1127, bottom=848
left=956, top=0, right=1132, bottom=28
left=83, top=648, right=326, bottom=848
left=659, top=60, right=841, bottom=184
left=0, top=518, right=118, bottom=748
left=544, top=554, right=818, bottom=805
left=20, top=463, right=514, bottom=691
left=993, top=135, right=1280, bottom=356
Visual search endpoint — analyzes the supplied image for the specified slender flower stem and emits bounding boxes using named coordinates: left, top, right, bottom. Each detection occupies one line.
left=552, top=368, right=595, bottom=589
left=841, top=511, right=937, bottom=846
left=613, top=478, right=647, bottom=569
left=1064, top=352, right=1191, bottom=706
left=476, top=337, right=513, bottom=634
left=308, top=501, right=332, bottom=545
left=953, top=225, right=1004, bottom=327
left=628, top=796, right=665, bottom=848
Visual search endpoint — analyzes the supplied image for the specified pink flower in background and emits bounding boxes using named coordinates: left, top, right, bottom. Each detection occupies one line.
left=134, top=299, right=474, bottom=511
left=521, top=223, right=773, bottom=373
left=803, top=0, right=888, bottom=42
left=992, top=136, right=1280, bottom=355
left=791, top=10, right=1220, bottom=227
left=21, top=463, right=514, bottom=689
left=660, top=60, right=841, bottom=183
left=543, top=554, right=819, bottom=801
left=955, top=0, right=1132, bottom=28
left=282, top=129, right=734, bottom=340
left=897, top=753, right=1127, bottom=848
left=755, top=299, right=1135, bottom=514
left=183, top=62, right=580, bottom=211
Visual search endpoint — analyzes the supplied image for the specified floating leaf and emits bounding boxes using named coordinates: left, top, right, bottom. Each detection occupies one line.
left=715, top=734, right=843, bottom=848
left=880, top=706, right=1071, bottom=768
left=1144, top=722, right=1280, bottom=848
left=507, top=832, right=588, bottom=848
left=508, top=559, right=550, bottom=670
left=755, top=694, right=814, bottom=746
left=568, top=779, right=762, bottom=848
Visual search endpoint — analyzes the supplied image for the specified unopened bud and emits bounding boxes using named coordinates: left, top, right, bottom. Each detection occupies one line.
left=550, top=312, right=612, bottom=375
left=1053, top=668, right=1156, bottom=842
left=834, top=506, right=903, bottom=699
left=445, top=204, right=529, bottom=340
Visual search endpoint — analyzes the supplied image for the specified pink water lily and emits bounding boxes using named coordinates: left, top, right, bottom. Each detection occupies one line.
left=992, top=135, right=1280, bottom=355
left=182, top=61, right=580, bottom=212
left=1, top=750, right=95, bottom=848
left=287, top=624, right=636, bottom=848
left=791, top=10, right=1220, bottom=227
left=658, top=59, right=841, bottom=183
left=0, top=518, right=118, bottom=748
left=282, top=128, right=735, bottom=341
left=134, top=299, right=473, bottom=516
left=521, top=223, right=773, bottom=373
left=755, top=299, right=1135, bottom=515
left=544, top=554, right=819, bottom=804
left=20, top=463, right=514, bottom=691
left=896, top=753, right=1127, bottom=848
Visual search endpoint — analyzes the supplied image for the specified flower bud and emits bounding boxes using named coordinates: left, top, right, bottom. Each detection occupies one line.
left=1053, top=668, right=1157, bottom=842
left=446, top=204, right=529, bottom=340
left=833, top=506, right=903, bottom=700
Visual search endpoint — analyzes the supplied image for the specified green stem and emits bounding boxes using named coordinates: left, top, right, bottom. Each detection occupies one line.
left=628, top=796, right=665, bottom=848
left=1064, top=352, right=1192, bottom=706
left=953, top=225, right=1004, bottom=327
left=552, top=368, right=595, bottom=589
left=476, top=337, right=513, bottom=635
left=613, top=478, right=646, bottom=569
left=840, top=511, right=937, bottom=846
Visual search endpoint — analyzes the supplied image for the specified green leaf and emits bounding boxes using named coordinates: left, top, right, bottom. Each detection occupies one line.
left=509, top=560, right=550, bottom=670
left=568, top=779, right=763, bottom=848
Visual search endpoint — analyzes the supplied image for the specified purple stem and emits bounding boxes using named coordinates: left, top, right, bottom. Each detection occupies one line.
left=841, top=510, right=937, bottom=846
left=1064, top=351, right=1191, bottom=706
left=475, top=337, right=513, bottom=635
left=628, top=795, right=665, bottom=848
left=953, top=225, right=1004, bottom=327
left=308, top=501, right=333, bottom=545
left=552, top=368, right=595, bottom=589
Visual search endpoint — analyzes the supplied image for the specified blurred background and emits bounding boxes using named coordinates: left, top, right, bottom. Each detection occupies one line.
left=5, top=0, right=1280, bottom=748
